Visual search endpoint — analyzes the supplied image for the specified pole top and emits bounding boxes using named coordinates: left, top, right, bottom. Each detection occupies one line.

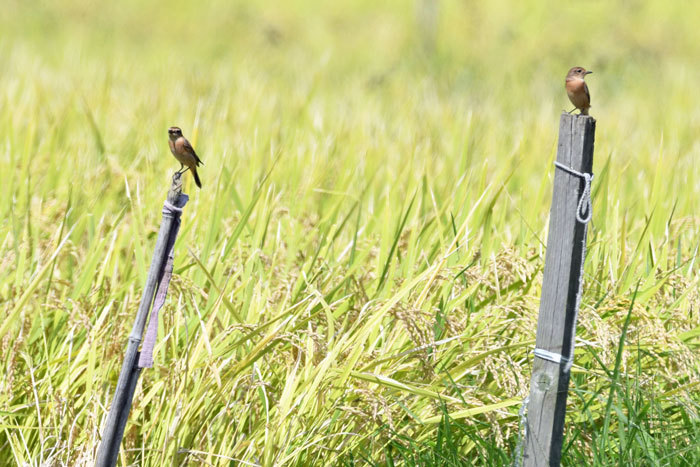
left=168, top=172, right=184, bottom=204
left=560, top=111, right=596, bottom=124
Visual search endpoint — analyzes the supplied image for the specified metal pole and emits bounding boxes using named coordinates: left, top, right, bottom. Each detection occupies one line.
left=96, top=173, right=187, bottom=466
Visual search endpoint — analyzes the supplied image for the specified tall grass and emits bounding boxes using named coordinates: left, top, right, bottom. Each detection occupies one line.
left=1, top=0, right=699, bottom=465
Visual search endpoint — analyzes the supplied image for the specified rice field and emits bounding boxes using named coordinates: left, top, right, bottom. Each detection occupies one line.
left=1, top=0, right=700, bottom=465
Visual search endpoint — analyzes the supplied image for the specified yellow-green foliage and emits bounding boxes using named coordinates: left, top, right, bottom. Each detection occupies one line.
left=1, top=0, right=699, bottom=465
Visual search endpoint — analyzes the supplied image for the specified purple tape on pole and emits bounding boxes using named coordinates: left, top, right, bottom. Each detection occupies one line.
left=138, top=195, right=188, bottom=368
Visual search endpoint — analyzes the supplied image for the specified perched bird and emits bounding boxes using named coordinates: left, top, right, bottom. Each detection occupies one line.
left=168, top=126, right=203, bottom=188
left=565, top=67, right=593, bottom=116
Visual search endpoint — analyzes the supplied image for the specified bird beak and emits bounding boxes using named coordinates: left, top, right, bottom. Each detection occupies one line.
left=585, top=71, right=593, bottom=75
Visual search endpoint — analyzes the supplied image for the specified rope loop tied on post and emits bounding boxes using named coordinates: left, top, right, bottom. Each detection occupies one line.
left=554, top=161, right=593, bottom=224
left=533, top=348, right=570, bottom=365
left=162, top=199, right=184, bottom=217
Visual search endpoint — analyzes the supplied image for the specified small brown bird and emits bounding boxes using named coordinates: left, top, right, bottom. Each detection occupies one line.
left=565, top=67, right=593, bottom=115
left=168, top=126, right=203, bottom=188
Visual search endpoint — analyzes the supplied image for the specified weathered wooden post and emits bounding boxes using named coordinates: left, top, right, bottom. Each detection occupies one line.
left=96, top=173, right=189, bottom=466
left=522, top=113, right=595, bottom=466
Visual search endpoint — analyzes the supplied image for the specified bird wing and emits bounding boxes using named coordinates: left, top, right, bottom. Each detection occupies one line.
left=584, top=81, right=591, bottom=105
left=184, top=138, right=204, bottom=165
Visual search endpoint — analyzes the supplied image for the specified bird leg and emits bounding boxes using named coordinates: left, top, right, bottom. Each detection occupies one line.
left=180, top=166, right=191, bottom=174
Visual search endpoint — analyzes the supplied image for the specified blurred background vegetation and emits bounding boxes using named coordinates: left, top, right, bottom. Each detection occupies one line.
left=1, top=0, right=700, bottom=465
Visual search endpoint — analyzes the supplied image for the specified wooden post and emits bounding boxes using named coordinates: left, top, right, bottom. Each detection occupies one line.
left=523, top=113, right=595, bottom=466
left=96, top=173, right=187, bottom=467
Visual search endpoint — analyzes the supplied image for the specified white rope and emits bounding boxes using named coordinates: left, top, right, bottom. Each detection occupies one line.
left=533, top=348, right=569, bottom=364
left=553, top=161, right=593, bottom=224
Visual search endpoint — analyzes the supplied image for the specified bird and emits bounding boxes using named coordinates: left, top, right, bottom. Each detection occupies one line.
left=168, top=126, right=203, bottom=188
left=565, top=67, right=593, bottom=116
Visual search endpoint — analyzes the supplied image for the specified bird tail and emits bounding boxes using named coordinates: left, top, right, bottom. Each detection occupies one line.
left=581, top=107, right=589, bottom=116
left=193, top=167, right=202, bottom=188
